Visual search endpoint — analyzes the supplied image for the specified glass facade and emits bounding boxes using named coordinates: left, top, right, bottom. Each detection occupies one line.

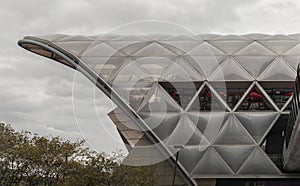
left=18, top=34, right=300, bottom=185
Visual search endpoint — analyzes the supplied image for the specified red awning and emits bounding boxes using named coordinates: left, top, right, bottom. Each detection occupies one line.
left=249, top=91, right=262, bottom=99
left=284, top=92, right=293, bottom=96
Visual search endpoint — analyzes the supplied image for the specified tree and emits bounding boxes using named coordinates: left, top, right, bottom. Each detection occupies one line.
left=0, top=123, right=157, bottom=186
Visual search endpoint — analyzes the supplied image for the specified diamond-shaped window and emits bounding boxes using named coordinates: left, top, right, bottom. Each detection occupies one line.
left=259, top=81, right=294, bottom=109
left=188, top=84, right=227, bottom=112
left=211, top=81, right=251, bottom=109
left=237, top=85, right=276, bottom=111
left=159, top=81, right=202, bottom=109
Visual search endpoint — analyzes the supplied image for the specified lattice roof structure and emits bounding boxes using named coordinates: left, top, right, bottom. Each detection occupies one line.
left=18, top=34, right=300, bottom=185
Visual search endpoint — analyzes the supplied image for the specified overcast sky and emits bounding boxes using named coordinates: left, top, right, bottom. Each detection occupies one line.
left=1, top=0, right=300, bottom=154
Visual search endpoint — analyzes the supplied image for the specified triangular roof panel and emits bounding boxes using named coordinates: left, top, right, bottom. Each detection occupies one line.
left=259, top=40, right=298, bottom=55
left=191, top=147, right=234, bottom=175
left=258, top=57, right=296, bottom=81
left=183, top=55, right=226, bottom=78
left=84, top=56, right=128, bottom=81
left=106, top=40, right=143, bottom=53
left=134, top=56, right=173, bottom=76
left=187, top=42, right=225, bottom=56
left=284, top=43, right=300, bottom=55
left=166, top=114, right=210, bottom=146
left=235, top=42, right=275, bottom=56
left=82, top=41, right=124, bottom=57
left=187, top=112, right=228, bottom=143
left=112, top=80, right=153, bottom=110
left=133, top=42, right=175, bottom=57
left=208, top=57, right=254, bottom=81
left=178, top=146, right=209, bottom=173
left=138, top=112, right=181, bottom=140
left=54, top=38, right=93, bottom=56
left=283, top=56, right=300, bottom=70
left=160, top=40, right=203, bottom=55
left=108, top=60, right=150, bottom=83
left=238, top=147, right=280, bottom=174
left=138, top=83, right=181, bottom=113
left=214, top=114, right=255, bottom=145
left=215, top=145, right=255, bottom=173
left=234, top=56, right=276, bottom=78
left=242, top=33, right=269, bottom=40
left=208, top=40, right=251, bottom=55
left=160, top=58, right=204, bottom=82
left=235, top=112, right=278, bottom=143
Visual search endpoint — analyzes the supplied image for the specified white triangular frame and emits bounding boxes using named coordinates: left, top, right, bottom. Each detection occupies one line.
left=233, top=81, right=280, bottom=112
left=235, top=112, right=280, bottom=145
left=185, top=81, right=230, bottom=112
left=212, top=114, right=257, bottom=145
left=137, top=82, right=182, bottom=113
left=258, top=57, right=296, bottom=81
left=208, top=57, right=254, bottom=82
left=190, top=146, right=234, bottom=175
left=236, top=147, right=282, bottom=175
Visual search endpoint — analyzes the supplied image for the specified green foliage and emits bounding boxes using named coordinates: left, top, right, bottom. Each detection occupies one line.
left=0, top=123, right=157, bottom=186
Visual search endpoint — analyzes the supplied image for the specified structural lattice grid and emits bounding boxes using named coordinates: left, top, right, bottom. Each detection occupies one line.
left=19, top=34, right=300, bottom=178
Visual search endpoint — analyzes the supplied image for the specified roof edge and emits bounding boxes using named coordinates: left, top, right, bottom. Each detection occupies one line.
left=18, top=36, right=79, bottom=69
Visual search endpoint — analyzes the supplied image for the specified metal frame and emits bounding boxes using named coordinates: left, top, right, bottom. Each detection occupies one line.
left=18, top=38, right=197, bottom=186
left=18, top=34, right=300, bottom=182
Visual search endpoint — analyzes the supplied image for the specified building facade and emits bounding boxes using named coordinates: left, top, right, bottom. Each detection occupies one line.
left=19, top=34, right=300, bottom=186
